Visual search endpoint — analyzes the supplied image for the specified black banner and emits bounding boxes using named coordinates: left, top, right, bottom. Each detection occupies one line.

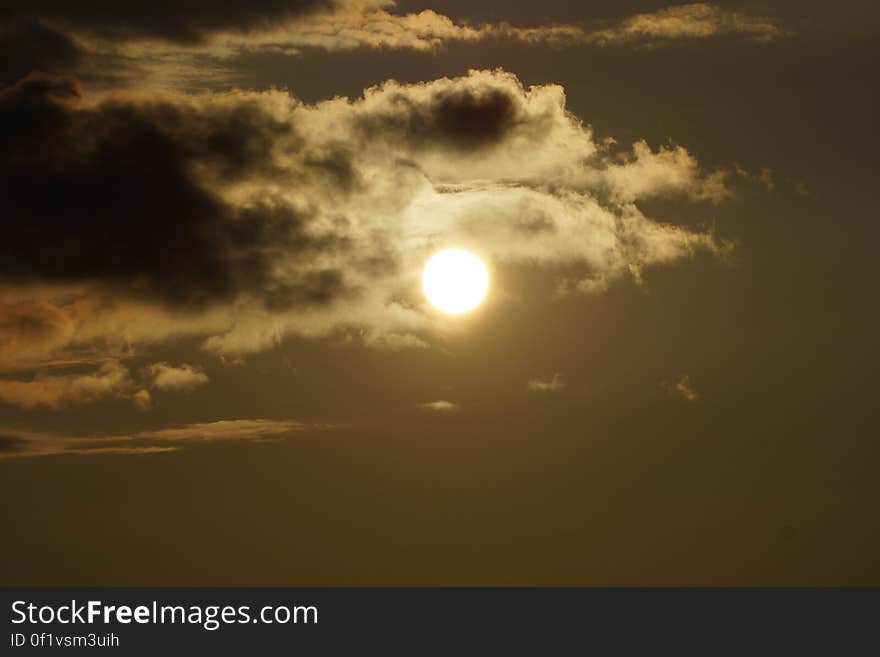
left=3, top=588, right=878, bottom=654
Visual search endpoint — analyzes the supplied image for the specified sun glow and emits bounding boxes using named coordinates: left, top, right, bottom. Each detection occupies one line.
left=422, top=249, right=489, bottom=314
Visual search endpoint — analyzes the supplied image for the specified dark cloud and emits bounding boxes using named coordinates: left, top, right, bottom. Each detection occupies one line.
left=432, top=87, right=519, bottom=149
left=0, top=0, right=334, bottom=44
left=0, top=73, right=351, bottom=309
left=0, top=301, right=71, bottom=345
left=356, top=85, right=522, bottom=153
left=0, top=20, right=82, bottom=83
left=0, top=300, right=74, bottom=367
left=264, top=270, right=351, bottom=311
left=0, top=435, right=28, bottom=454
left=303, top=148, right=361, bottom=192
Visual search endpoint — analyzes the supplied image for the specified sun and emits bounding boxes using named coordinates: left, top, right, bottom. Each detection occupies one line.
left=422, top=249, right=489, bottom=314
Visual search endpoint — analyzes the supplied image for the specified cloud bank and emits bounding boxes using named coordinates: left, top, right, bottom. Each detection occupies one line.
left=1, top=68, right=735, bottom=404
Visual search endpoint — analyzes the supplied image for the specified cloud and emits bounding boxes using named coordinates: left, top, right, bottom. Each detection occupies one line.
left=664, top=374, right=699, bottom=401
left=193, top=1, right=585, bottom=55
left=132, top=388, right=153, bottom=410
left=0, top=361, right=135, bottom=409
left=145, top=362, right=209, bottom=391
left=108, top=3, right=784, bottom=88
left=0, top=418, right=313, bottom=459
left=0, top=359, right=206, bottom=410
left=137, top=418, right=308, bottom=442
left=0, top=298, right=76, bottom=369
left=584, top=3, right=782, bottom=46
left=420, top=400, right=458, bottom=412
left=164, top=3, right=783, bottom=52
left=0, top=0, right=334, bottom=45
left=527, top=373, right=564, bottom=392
left=596, top=140, right=734, bottom=204
left=0, top=3, right=785, bottom=87
left=1, top=73, right=350, bottom=309
left=0, top=20, right=82, bottom=83
left=1, top=69, right=734, bottom=371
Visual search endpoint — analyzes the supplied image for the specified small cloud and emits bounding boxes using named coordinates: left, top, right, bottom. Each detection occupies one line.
left=132, top=388, right=152, bottom=411
left=420, top=400, right=459, bottom=412
left=664, top=374, right=699, bottom=401
left=528, top=373, right=565, bottom=392
left=145, top=362, right=209, bottom=392
left=364, top=332, right=430, bottom=350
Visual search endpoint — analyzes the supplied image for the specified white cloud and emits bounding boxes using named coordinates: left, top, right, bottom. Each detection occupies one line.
left=145, top=362, right=209, bottom=392
left=528, top=373, right=565, bottom=392
left=664, top=374, right=699, bottom=401
left=420, top=400, right=459, bottom=412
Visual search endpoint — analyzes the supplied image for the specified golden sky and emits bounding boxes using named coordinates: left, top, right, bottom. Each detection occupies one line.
left=1, top=1, right=878, bottom=585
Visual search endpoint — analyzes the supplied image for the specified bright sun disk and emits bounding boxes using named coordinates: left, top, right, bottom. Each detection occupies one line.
left=422, top=249, right=489, bottom=314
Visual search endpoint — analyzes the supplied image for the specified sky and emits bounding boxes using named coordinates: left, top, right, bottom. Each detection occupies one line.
left=1, top=1, right=878, bottom=585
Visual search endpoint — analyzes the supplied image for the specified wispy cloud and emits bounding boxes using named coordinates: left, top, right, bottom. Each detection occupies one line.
left=583, top=3, right=782, bottom=46
left=91, top=2, right=786, bottom=57
left=1, top=3, right=786, bottom=91
left=664, top=374, right=699, bottom=401
left=420, top=400, right=459, bottom=412
left=0, top=418, right=317, bottom=460
left=527, top=373, right=565, bottom=392
left=0, top=361, right=135, bottom=409
left=137, top=419, right=308, bottom=443
left=0, top=359, right=211, bottom=410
